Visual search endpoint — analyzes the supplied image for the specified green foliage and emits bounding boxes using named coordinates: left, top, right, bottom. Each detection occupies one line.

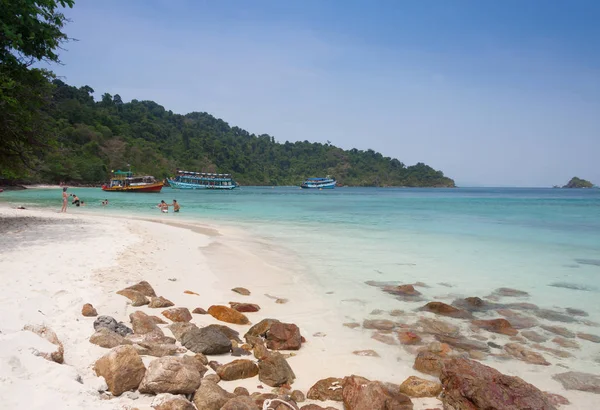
left=563, top=177, right=594, bottom=189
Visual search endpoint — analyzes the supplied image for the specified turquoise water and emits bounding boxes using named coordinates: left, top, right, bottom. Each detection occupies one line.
left=3, top=186, right=600, bottom=316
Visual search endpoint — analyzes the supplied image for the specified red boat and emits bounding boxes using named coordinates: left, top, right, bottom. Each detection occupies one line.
left=101, top=171, right=163, bottom=192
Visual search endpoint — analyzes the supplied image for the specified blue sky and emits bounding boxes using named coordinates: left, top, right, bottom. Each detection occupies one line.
left=53, top=0, right=599, bottom=186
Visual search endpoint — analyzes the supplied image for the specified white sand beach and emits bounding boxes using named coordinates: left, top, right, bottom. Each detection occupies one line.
left=0, top=206, right=597, bottom=409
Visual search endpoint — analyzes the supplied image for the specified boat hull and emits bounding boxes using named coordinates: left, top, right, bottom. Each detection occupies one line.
left=301, top=182, right=336, bottom=189
left=167, top=179, right=237, bottom=190
left=102, top=182, right=163, bottom=192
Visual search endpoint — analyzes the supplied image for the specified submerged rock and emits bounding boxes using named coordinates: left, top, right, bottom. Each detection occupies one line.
left=472, top=318, right=518, bottom=336
left=577, top=332, right=600, bottom=343
left=536, top=309, right=577, bottom=323
left=566, top=307, right=589, bottom=316
left=492, top=287, right=529, bottom=297
left=552, top=337, right=580, bottom=349
left=434, top=334, right=489, bottom=352
left=531, top=344, right=573, bottom=359
left=419, top=302, right=472, bottom=319
left=540, top=325, right=575, bottom=338
left=504, top=343, right=550, bottom=365
left=413, top=351, right=445, bottom=377
left=397, top=331, right=422, bottom=345
left=452, top=296, right=498, bottom=312
left=362, top=319, right=396, bottom=331
left=416, top=317, right=460, bottom=337
left=552, top=371, right=600, bottom=394
left=521, top=330, right=549, bottom=343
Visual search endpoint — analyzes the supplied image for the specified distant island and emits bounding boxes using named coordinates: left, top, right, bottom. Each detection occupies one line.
left=562, top=177, right=595, bottom=189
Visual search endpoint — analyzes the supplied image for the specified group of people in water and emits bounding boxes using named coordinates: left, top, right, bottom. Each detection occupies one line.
left=158, top=199, right=180, bottom=213
left=60, top=187, right=110, bottom=212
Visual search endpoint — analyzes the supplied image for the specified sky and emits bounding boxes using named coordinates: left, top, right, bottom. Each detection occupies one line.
left=51, top=0, right=600, bottom=187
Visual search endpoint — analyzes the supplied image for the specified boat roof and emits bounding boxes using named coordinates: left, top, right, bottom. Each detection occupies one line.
left=306, top=177, right=333, bottom=181
left=177, top=170, right=231, bottom=177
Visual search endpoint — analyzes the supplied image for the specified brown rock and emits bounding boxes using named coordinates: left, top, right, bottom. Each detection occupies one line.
left=453, top=296, right=490, bottom=311
left=300, top=406, right=338, bottom=410
left=291, top=390, right=305, bottom=403
left=150, top=315, right=168, bottom=325
left=168, top=322, right=198, bottom=341
left=472, top=318, right=518, bottom=336
left=382, top=284, right=421, bottom=296
left=420, top=302, right=472, bottom=319
left=149, top=296, right=175, bottom=308
left=353, top=349, right=380, bottom=357
left=116, top=289, right=149, bottom=306
left=416, top=317, right=460, bottom=337
left=193, top=379, right=235, bottom=409
left=217, top=359, right=259, bottom=381
left=552, top=371, right=600, bottom=393
left=126, top=330, right=175, bottom=345
left=184, top=290, right=199, bottom=295
left=362, top=319, right=396, bottom=331
left=130, top=311, right=162, bottom=334
left=254, top=341, right=270, bottom=360
left=413, top=351, right=444, bottom=377
left=230, top=302, right=261, bottom=313
left=233, top=387, right=249, bottom=396
left=577, top=332, right=600, bottom=343
left=371, top=332, right=397, bottom=345
left=565, top=307, right=588, bottom=317
left=420, top=341, right=453, bottom=357
left=221, top=396, right=259, bottom=410
left=343, top=322, right=361, bottom=329
left=123, top=280, right=157, bottom=297
left=162, top=307, right=193, bottom=323
left=307, top=377, right=344, bottom=401
left=232, top=287, right=251, bottom=296
left=441, top=357, right=557, bottom=409
left=82, top=303, right=98, bottom=317
left=399, top=376, right=442, bottom=398
left=540, top=325, right=575, bottom=338
left=342, top=375, right=413, bottom=410
left=139, top=356, right=206, bottom=394
left=495, top=311, right=538, bottom=329
left=434, top=334, right=490, bottom=352
left=397, top=331, right=422, bottom=345
left=94, top=345, right=146, bottom=396
left=204, top=324, right=242, bottom=342
left=493, top=287, right=529, bottom=297
left=543, top=392, right=570, bottom=406
left=504, top=343, right=550, bottom=365
left=258, top=352, right=296, bottom=387
left=204, top=374, right=220, bottom=383
left=531, top=344, right=573, bottom=358
left=521, top=330, right=549, bottom=343
left=90, top=328, right=132, bottom=349
left=134, top=342, right=186, bottom=357
left=208, top=305, right=250, bottom=325
left=535, top=309, right=576, bottom=323
left=552, top=337, right=580, bottom=349
left=23, top=324, right=64, bottom=364
left=245, top=319, right=281, bottom=341
left=152, top=394, right=196, bottom=410
left=192, top=307, right=208, bottom=314
left=266, top=322, right=302, bottom=350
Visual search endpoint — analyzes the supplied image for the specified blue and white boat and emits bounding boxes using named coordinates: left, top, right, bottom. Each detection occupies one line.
left=301, top=176, right=336, bottom=189
left=167, top=170, right=238, bottom=190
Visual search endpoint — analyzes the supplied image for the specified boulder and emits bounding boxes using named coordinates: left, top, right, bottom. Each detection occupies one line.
left=245, top=318, right=281, bottom=341
left=452, top=296, right=496, bottom=312
left=162, top=307, right=193, bottom=323
left=552, top=371, right=600, bottom=393
left=441, top=357, right=557, bottom=409
left=307, top=377, right=344, bottom=401
left=116, top=288, right=149, bottom=306
left=208, top=305, right=250, bottom=325
left=291, top=390, right=305, bottom=403
left=416, top=317, right=460, bottom=337
left=266, top=322, right=302, bottom=350
left=577, top=332, right=600, bottom=343
left=204, top=324, right=242, bottom=342
left=82, top=303, right=98, bottom=317
left=123, top=280, right=157, bottom=297
left=23, top=324, right=64, bottom=364
left=531, top=344, right=573, bottom=359
left=566, top=307, right=588, bottom=317
left=540, top=325, right=575, bottom=338
left=342, top=375, right=413, bottom=410
left=552, top=337, right=580, bottom=349
left=434, top=335, right=489, bottom=352
left=193, top=379, right=235, bottom=409
left=90, top=327, right=132, bottom=349
left=521, top=330, right=549, bottom=343
left=193, top=307, right=208, bottom=314
left=397, top=331, right=422, bottom=345
left=230, top=302, right=261, bottom=313
left=399, top=376, right=442, bottom=398
left=168, top=322, right=198, bottom=341
left=134, top=342, right=186, bottom=357
left=217, top=359, right=259, bottom=381
left=362, top=319, right=396, bottom=331
left=493, top=287, right=529, bottom=297
left=258, top=352, right=296, bottom=387
left=130, top=311, right=162, bottom=334
left=152, top=393, right=196, bottom=410
left=495, top=309, right=538, bottom=329
left=221, top=396, right=260, bottom=410
left=94, top=345, right=146, bottom=396
left=543, top=393, right=570, bottom=406
left=234, top=387, right=250, bottom=396
left=382, top=284, right=421, bottom=297
left=419, top=302, right=472, bottom=319
left=371, top=332, right=397, bottom=345
left=181, top=326, right=232, bottom=355
left=413, top=352, right=444, bottom=377
left=139, top=356, right=206, bottom=394
left=504, top=343, right=550, bottom=365
left=126, top=330, right=175, bottom=345
left=471, top=318, right=518, bottom=336
left=149, top=296, right=175, bottom=308
left=232, top=287, right=251, bottom=296
left=150, top=315, right=169, bottom=325
left=94, top=315, right=133, bottom=337
left=300, top=406, right=338, bottom=410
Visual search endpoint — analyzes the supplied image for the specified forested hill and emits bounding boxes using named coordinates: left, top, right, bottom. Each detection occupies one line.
left=32, top=80, right=455, bottom=187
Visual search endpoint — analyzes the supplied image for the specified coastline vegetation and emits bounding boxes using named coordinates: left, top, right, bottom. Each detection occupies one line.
left=562, top=177, right=595, bottom=189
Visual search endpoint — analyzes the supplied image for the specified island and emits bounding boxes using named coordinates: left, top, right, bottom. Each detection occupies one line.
left=562, top=177, right=595, bottom=189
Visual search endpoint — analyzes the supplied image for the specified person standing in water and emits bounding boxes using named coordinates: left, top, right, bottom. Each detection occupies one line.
left=61, top=187, right=68, bottom=213
left=172, top=199, right=180, bottom=213
left=158, top=200, right=169, bottom=213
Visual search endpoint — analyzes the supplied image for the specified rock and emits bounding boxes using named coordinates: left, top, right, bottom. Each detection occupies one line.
left=162, top=307, right=193, bottom=323
left=23, top=324, right=64, bottom=364
left=182, top=326, right=232, bottom=354
left=341, top=375, right=413, bottom=410
left=123, top=280, right=157, bottom=297
left=416, top=317, right=460, bottom=337
left=343, top=322, right=361, bottom=329
left=536, top=309, right=576, bottom=323
left=221, top=396, right=260, bottom=410
left=232, top=387, right=249, bottom=397
left=419, top=302, right=472, bottom=319
left=217, top=359, right=259, bottom=381
left=413, top=351, right=444, bottom=377
left=254, top=341, right=270, bottom=360
left=126, top=330, right=176, bottom=345
left=353, top=350, right=380, bottom=357
left=150, top=315, right=168, bottom=324
left=245, top=318, right=281, bottom=342
left=566, top=307, right=588, bottom=317
left=452, top=296, right=494, bottom=312
left=382, top=284, right=421, bottom=297
left=362, top=319, right=396, bottom=331
left=441, top=357, right=557, bottom=409
left=540, top=325, right=575, bottom=338
left=193, top=379, right=235, bottom=409
left=116, top=288, right=149, bottom=306
left=149, top=296, right=175, bottom=308
left=493, top=287, right=529, bottom=297
left=543, top=392, right=570, bottom=406
left=420, top=341, right=452, bottom=357
left=504, top=343, right=550, bottom=365
left=258, top=352, right=296, bottom=387
left=552, top=371, right=600, bottom=393
left=152, top=393, right=196, bottom=410
left=577, top=332, right=600, bottom=343
left=193, top=307, right=208, bottom=314
left=275, top=298, right=289, bottom=304
left=94, top=315, right=133, bottom=337
left=205, top=324, right=242, bottom=342
left=300, top=406, right=338, bottom=410
left=168, top=322, right=198, bottom=341
left=267, top=322, right=302, bottom=350
left=232, top=287, right=251, bottom=296
left=397, top=331, right=422, bottom=345
left=229, top=302, right=261, bottom=313
left=472, top=318, right=518, bottom=336
left=496, top=309, right=539, bottom=329
left=184, top=290, right=199, bottom=295
left=90, top=328, right=132, bottom=349
left=291, top=390, right=305, bottom=403
left=134, top=342, right=186, bottom=357
left=399, top=376, right=442, bottom=398
left=130, top=311, right=162, bottom=334
left=139, top=356, right=206, bottom=394
left=204, top=374, right=220, bottom=383
left=531, top=344, right=573, bottom=359
left=94, top=345, right=146, bottom=396
left=487, top=341, right=503, bottom=349
left=552, top=337, right=580, bottom=349
left=521, top=330, right=549, bottom=343
left=208, top=305, right=250, bottom=325
left=82, top=303, right=98, bottom=317
left=434, top=334, right=490, bottom=352
left=371, top=332, right=397, bottom=345
left=307, top=378, right=344, bottom=401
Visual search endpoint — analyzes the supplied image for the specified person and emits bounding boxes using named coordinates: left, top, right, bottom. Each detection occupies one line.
left=81, top=201, right=86, bottom=207
left=172, top=199, right=180, bottom=213
left=61, top=187, right=68, bottom=213
left=101, top=199, right=109, bottom=206
left=158, top=200, right=169, bottom=213
left=71, top=194, right=81, bottom=207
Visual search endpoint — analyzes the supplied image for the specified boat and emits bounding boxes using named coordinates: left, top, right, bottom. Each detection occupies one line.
left=167, top=170, right=238, bottom=190
left=101, top=171, right=163, bottom=192
left=301, top=176, right=336, bottom=189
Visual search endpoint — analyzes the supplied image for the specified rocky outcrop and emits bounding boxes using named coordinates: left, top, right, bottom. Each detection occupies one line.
left=139, top=356, right=206, bottom=394
left=162, top=307, right=193, bottom=322
left=229, top=302, right=261, bottom=313
left=82, top=303, right=98, bottom=317
left=216, top=359, right=259, bottom=381
left=193, top=379, right=235, bottom=409
left=181, top=326, right=232, bottom=355
left=152, top=393, right=196, bottom=410
left=419, top=302, right=472, bottom=319
left=399, top=376, right=442, bottom=398
left=90, top=327, right=132, bottom=349
left=149, top=296, right=175, bottom=308
left=232, top=287, right=251, bottom=296
left=342, top=375, right=413, bottom=410
left=208, top=305, right=250, bottom=325
left=471, top=318, right=518, bottom=336
left=266, top=322, right=302, bottom=350
left=93, top=315, right=133, bottom=337
left=504, top=343, right=550, bottom=366
left=552, top=371, right=600, bottom=393
left=23, top=324, right=64, bottom=364
left=307, top=378, right=344, bottom=401
left=258, top=352, right=296, bottom=387
left=116, top=288, right=149, bottom=306
left=94, top=345, right=146, bottom=396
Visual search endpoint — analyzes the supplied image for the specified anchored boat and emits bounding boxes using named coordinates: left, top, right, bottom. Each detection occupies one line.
left=301, top=176, right=336, bottom=189
left=167, top=170, right=238, bottom=190
left=101, top=171, right=163, bottom=192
